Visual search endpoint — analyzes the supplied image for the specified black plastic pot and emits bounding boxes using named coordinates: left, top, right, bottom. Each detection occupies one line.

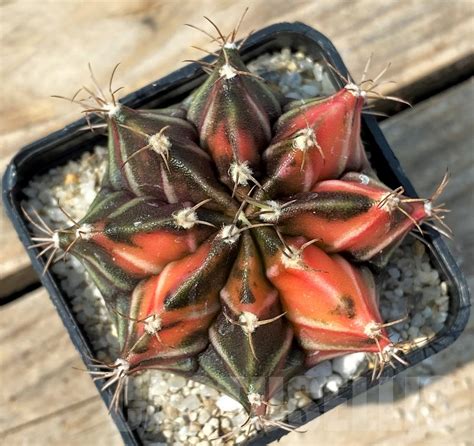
left=3, top=22, right=471, bottom=445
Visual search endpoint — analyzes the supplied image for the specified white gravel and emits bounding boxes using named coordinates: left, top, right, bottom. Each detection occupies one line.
left=22, top=49, right=451, bottom=445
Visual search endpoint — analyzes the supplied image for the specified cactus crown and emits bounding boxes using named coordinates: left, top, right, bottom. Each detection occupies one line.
left=26, top=13, right=450, bottom=438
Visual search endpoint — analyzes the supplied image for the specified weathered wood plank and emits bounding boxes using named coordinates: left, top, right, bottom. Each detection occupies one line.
left=0, top=288, right=121, bottom=444
left=0, top=208, right=38, bottom=298
left=0, top=396, right=121, bottom=446
left=1, top=81, right=472, bottom=444
left=1, top=0, right=473, bottom=294
left=381, top=78, right=474, bottom=278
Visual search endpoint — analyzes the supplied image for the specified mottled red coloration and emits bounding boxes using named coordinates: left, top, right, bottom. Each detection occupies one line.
left=220, top=233, right=280, bottom=317
left=261, top=88, right=368, bottom=198
left=90, top=227, right=207, bottom=277
left=265, top=237, right=390, bottom=366
left=119, top=234, right=235, bottom=371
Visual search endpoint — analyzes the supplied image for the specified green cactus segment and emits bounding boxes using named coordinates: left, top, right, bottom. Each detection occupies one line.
left=251, top=226, right=284, bottom=258
left=277, top=191, right=374, bottom=221
left=106, top=105, right=237, bottom=212
left=162, top=234, right=237, bottom=311
left=144, top=107, right=188, bottom=119
left=79, top=190, right=136, bottom=225
left=63, top=239, right=139, bottom=304
left=200, top=313, right=297, bottom=416
left=97, top=197, right=220, bottom=241
left=134, top=357, right=198, bottom=376
left=220, top=230, right=277, bottom=310
left=274, top=174, right=431, bottom=265
left=197, top=346, right=250, bottom=412
left=187, top=47, right=281, bottom=189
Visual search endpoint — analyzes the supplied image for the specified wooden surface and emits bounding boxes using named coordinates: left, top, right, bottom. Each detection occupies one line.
left=382, top=78, right=474, bottom=280
left=0, top=289, right=121, bottom=444
left=0, top=1, right=473, bottom=445
left=1, top=0, right=474, bottom=297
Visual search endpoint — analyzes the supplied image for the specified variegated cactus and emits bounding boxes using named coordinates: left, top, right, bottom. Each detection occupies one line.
left=26, top=15, right=450, bottom=434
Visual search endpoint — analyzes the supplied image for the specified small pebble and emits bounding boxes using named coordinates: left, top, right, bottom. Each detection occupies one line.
left=168, top=375, right=187, bottom=392
left=388, top=267, right=401, bottom=279
left=178, top=426, right=189, bottom=441
left=231, top=412, right=248, bottom=427
left=290, top=375, right=310, bottom=391
left=408, top=326, right=419, bottom=338
left=305, top=360, right=332, bottom=379
left=221, top=417, right=231, bottom=430
left=440, top=281, right=448, bottom=295
left=422, top=307, right=433, bottom=319
left=411, top=313, right=425, bottom=328
left=325, top=374, right=344, bottom=393
left=332, top=352, right=366, bottom=379
left=215, top=395, right=242, bottom=412
left=202, top=419, right=218, bottom=437
left=300, top=84, right=319, bottom=96
left=198, top=409, right=211, bottom=425
left=309, top=377, right=324, bottom=400
left=179, top=394, right=201, bottom=412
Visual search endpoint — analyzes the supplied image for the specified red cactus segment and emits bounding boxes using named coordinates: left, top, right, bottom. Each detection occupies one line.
left=187, top=46, right=281, bottom=189
left=220, top=233, right=280, bottom=319
left=275, top=173, right=430, bottom=265
left=106, top=105, right=237, bottom=212
left=117, top=233, right=237, bottom=369
left=58, top=195, right=221, bottom=279
left=91, top=208, right=218, bottom=277
left=90, top=230, right=204, bottom=277
left=261, top=87, right=368, bottom=198
left=264, top=237, right=390, bottom=366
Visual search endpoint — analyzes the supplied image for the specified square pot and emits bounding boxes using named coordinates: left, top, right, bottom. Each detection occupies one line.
left=2, top=22, right=471, bottom=445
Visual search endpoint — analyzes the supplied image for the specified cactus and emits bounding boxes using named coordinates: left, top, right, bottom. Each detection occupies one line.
left=25, top=14, right=450, bottom=435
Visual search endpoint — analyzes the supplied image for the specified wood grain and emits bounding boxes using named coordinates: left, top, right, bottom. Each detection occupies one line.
left=0, top=80, right=472, bottom=445
left=382, top=78, right=474, bottom=278
left=1, top=0, right=473, bottom=295
left=0, top=288, right=121, bottom=444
